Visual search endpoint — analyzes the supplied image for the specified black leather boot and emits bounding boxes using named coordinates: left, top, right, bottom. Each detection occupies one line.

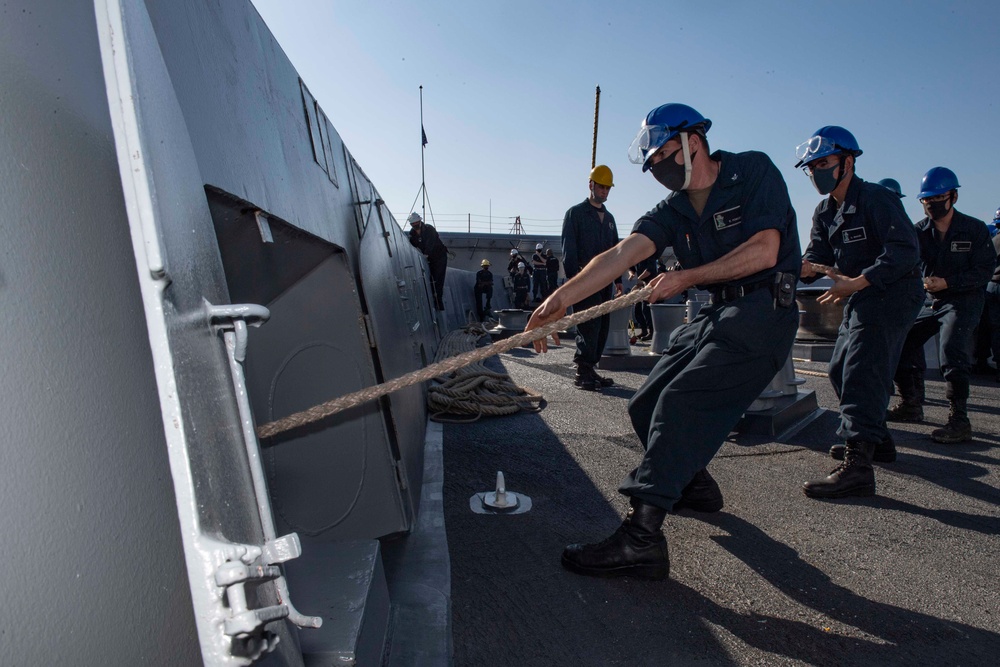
left=931, top=399, right=972, bottom=443
left=885, top=401, right=923, bottom=422
left=673, top=468, right=724, bottom=512
left=886, top=373, right=923, bottom=422
left=588, top=366, right=614, bottom=387
left=803, top=441, right=876, bottom=499
left=574, top=364, right=597, bottom=391
left=561, top=499, right=669, bottom=580
left=829, top=434, right=896, bottom=463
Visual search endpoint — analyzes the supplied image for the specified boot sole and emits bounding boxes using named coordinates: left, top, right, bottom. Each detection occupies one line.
left=560, top=555, right=669, bottom=580
left=931, top=434, right=972, bottom=444
left=885, top=415, right=923, bottom=423
left=673, top=498, right=724, bottom=513
left=802, top=484, right=876, bottom=499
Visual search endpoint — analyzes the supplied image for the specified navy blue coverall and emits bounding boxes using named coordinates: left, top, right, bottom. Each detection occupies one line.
left=474, top=268, right=494, bottom=321
left=632, top=256, right=658, bottom=335
left=546, top=253, right=560, bottom=296
left=531, top=251, right=548, bottom=301
left=803, top=176, right=923, bottom=445
left=512, top=270, right=531, bottom=309
left=620, top=150, right=801, bottom=510
left=987, top=234, right=1000, bottom=374
left=409, top=223, right=448, bottom=311
left=894, top=210, right=995, bottom=405
left=562, top=200, right=623, bottom=367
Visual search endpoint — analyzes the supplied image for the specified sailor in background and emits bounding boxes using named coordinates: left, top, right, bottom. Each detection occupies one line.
left=545, top=248, right=560, bottom=297
left=512, top=262, right=531, bottom=309
left=561, top=164, right=623, bottom=391
left=528, top=103, right=800, bottom=580
left=982, top=209, right=1000, bottom=382
left=972, top=207, right=1000, bottom=378
left=886, top=168, right=995, bottom=442
left=407, top=212, right=448, bottom=311
left=531, top=243, right=548, bottom=302
left=797, top=126, right=923, bottom=496
left=628, top=256, right=658, bottom=341
left=507, top=248, right=523, bottom=276
left=474, top=259, right=494, bottom=322
left=877, top=178, right=905, bottom=198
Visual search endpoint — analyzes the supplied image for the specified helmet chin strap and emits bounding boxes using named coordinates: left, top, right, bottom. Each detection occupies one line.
left=680, top=132, right=693, bottom=190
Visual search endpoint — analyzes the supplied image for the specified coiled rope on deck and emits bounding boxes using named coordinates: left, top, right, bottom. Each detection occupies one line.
left=426, top=325, right=544, bottom=423
left=255, top=284, right=654, bottom=439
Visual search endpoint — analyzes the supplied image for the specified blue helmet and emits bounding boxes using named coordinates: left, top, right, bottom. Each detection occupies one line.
left=877, top=178, right=905, bottom=198
left=627, top=103, right=712, bottom=172
left=794, top=126, right=862, bottom=168
left=917, top=167, right=960, bottom=199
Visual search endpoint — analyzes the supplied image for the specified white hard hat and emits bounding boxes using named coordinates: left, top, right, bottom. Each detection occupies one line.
left=535, top=243, right=543, bottom=250
left=510, top=249, right=518, bottom=255
left=406, top=212, right=422, bottom=224
left=518, top=262, right=525, bottom=269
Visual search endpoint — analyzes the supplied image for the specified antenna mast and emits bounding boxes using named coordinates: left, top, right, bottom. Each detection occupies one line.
left=420, top=85, right=426, bottom=222
left=591, top=85, right=601, bottom=169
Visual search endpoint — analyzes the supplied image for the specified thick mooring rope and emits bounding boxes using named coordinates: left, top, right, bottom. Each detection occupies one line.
left=426, top=326, right=543, bottom=423
left=255, top=284, right=654, bottom=439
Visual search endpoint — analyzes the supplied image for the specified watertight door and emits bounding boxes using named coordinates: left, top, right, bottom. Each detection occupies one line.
left=355, top=197, right=442, bottom=518
left=95, top=0, right=309, bottom=663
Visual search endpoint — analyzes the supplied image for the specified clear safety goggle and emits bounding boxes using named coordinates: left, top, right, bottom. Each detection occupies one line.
left=627, top=124, right=688, bottom=164
left=794, top=135, right=839, bottom=164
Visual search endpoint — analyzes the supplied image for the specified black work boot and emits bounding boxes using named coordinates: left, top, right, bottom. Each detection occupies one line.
left=589, top=366, right=614, bottom=387
left=574, top=364, right=597, bottom=391
left=886, top=373, right=924, bottom=422
left=803, top=441, right=876, bottom=499
left=673, top=468, right=724, bottom=513
left=561, top=499, right=670, bottom=580
left=830, top=434, right=896, bottom=463
left=931, top=399, right=972, bottom=443
left=885, top=401, right=923, bottom=422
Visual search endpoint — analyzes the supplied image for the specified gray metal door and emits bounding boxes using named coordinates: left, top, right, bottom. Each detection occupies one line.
left=244, top=253, right=410, bottom=541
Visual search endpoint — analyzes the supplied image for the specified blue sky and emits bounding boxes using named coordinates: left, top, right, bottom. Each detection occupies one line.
left=250, top=0, right=1000, bottom=243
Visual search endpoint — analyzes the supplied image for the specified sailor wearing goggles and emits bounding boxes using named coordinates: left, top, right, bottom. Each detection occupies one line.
left=797, top=126, right=923, bottom=499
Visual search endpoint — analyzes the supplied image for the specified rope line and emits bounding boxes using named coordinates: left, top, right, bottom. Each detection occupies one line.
left=427, top=326, right=545, bottom=423
left=795, top=368, right=829, bottom=378
left=256, top=285, right=654, bottom=439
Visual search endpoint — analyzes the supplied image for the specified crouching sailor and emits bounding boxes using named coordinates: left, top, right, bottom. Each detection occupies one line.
left=526, top=103, right=800, bottom=579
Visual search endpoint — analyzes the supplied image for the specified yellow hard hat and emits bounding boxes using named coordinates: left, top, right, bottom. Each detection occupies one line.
left=590, top=164, right=614, bottom=187
left=481, top=259, right=491, bottom=267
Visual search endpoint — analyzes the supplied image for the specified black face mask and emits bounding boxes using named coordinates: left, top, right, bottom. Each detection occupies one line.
left=809, top=163, right=841, bottom=195
left=650, top=148, right=696, bottom=191
left=925, top=197, right=952, bottom=220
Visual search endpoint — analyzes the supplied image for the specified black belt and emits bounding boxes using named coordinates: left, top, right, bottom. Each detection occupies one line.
left=708, top=277, right=773, bottom=304
left=709, top=272, right=797, bottom=306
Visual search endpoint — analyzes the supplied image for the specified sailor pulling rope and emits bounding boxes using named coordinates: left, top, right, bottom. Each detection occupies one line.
left=256, top=284, right=655, bottom=440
